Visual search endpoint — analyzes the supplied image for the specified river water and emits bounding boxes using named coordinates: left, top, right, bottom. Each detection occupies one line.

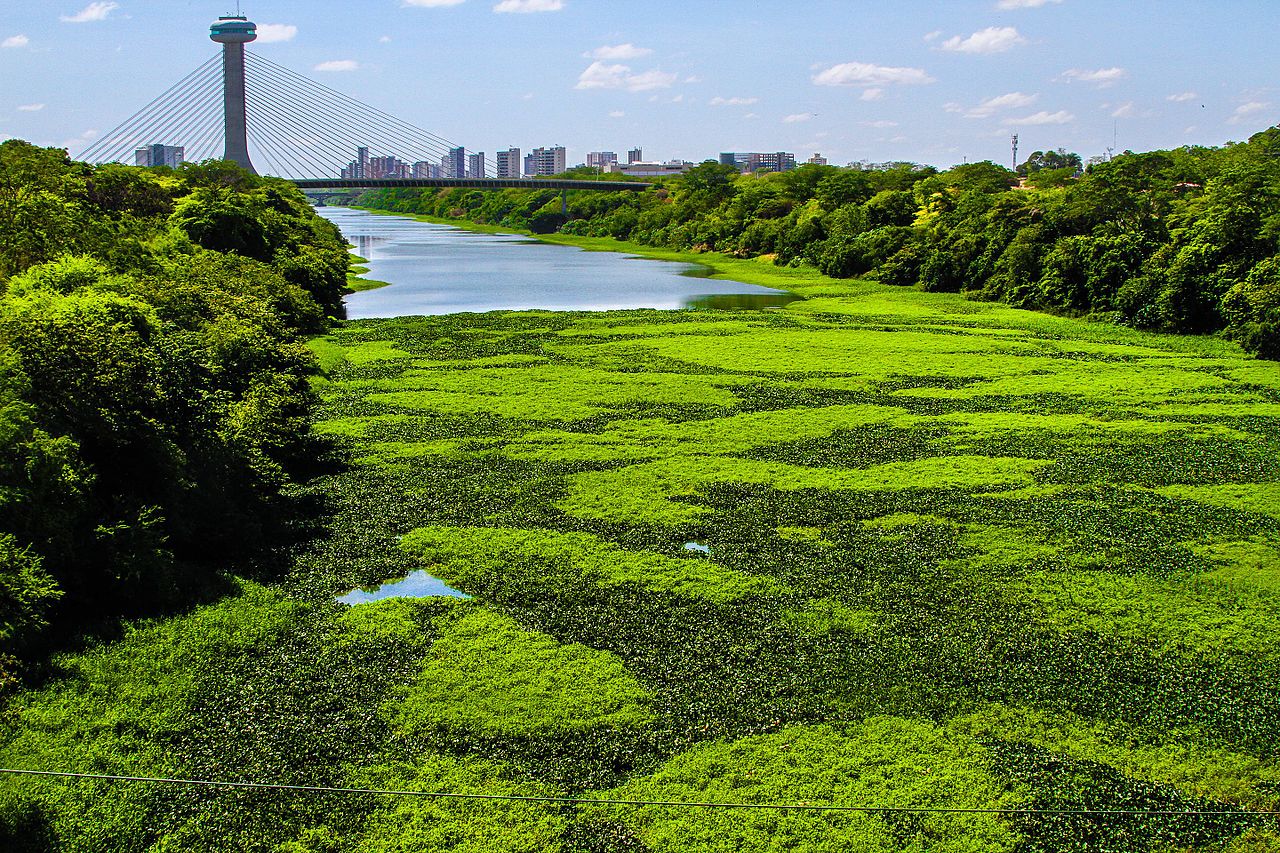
left=317, top=207, right=792, bottom=318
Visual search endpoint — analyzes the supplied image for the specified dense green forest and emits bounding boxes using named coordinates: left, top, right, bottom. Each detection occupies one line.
left=0, top=140, right=348, bottom=677
left=353, top=125, right=1280, bottom=359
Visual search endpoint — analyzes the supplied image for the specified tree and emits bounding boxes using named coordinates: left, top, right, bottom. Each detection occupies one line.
left=1017, top=148, right=1083, bottom=177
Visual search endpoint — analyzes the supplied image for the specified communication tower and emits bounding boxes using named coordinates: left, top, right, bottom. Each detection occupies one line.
left=1011, top=134, right=1019, bottom=172
left=210, top=14, right=258, bottom=173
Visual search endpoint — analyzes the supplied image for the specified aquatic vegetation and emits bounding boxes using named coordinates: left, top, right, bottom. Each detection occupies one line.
left=3, top=243, right=1279, bottom=850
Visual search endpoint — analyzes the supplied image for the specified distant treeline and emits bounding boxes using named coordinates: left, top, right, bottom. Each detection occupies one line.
left=355, top=126, right=1280, bottom=358
left=0, top=141, right=348, bottom=675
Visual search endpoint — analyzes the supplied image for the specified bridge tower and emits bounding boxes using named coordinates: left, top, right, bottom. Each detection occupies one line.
left=210, top=15, right=258, bottom=174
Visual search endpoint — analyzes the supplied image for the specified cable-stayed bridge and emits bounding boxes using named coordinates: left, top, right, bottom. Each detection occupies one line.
left=78, top=15, right=649, bottom=194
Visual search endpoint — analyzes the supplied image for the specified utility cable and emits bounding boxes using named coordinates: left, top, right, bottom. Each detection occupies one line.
left=0, top=769, right=1273, bottom=819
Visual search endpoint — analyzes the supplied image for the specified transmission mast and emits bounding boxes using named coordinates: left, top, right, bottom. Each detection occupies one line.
left=1011, top=134, right=1019, bottom=172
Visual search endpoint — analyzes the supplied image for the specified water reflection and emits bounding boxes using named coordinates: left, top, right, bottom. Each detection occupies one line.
left=352, top=234, right=389, bottom=258
left=337, top=570, right=470, bottom=605
left=317, top=207, right=794, bottom=318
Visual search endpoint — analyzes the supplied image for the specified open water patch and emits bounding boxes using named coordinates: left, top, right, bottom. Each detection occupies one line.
left=316, top=207, right=793, bottom=317
left=338, top=570, right=471, bottom=605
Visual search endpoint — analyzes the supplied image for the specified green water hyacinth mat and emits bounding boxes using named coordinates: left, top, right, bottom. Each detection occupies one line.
left=3, top=289, right=1279, bottom=851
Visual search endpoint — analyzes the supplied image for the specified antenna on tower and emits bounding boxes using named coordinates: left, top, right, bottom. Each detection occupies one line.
left=1011, top=133, right=1019, bottom=172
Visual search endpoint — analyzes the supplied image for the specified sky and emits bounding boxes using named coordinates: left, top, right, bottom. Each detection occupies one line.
left=1, top=0, right=1278, bottom=171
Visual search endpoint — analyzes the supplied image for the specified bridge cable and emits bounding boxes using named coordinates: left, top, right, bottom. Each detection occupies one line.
left=249, top=79, right=446, bottom=179
left=79, top=53, right=219, bottom=161
left=157, top=78, right=224, bottom=164
left=247, top=57, right=455, bottom=170
left=243, top=80, right=339, bottom=179
left=246, top=52, right=472, bottom=173
left=244, top=69, right=379, bottom=177
left=247, top=51, right=466, bottom=157
left=101, top=58, right=221, bottom=163
left=80, top=54, right=221, bottom=163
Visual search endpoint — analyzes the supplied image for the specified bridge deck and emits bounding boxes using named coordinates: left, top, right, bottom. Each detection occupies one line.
left=292, top=177, right=653, bottom=192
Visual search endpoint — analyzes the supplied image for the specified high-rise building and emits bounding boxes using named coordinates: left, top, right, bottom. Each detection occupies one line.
left=807, top=152, right=828, bottom=166
left=587, top=151, right=618, bottom=169
left=529, top=146, right=566, bottom=176
left=720, top=151, right=796, bottom=173
left=523, top=153, right=536, bottom=177
left=412, top=161, right=439, bottom=179
left=368, top=155, right=410, bottom=179
left=442, top=146, right=466, bottom=179
left=628, top=147, right=643, bottom=164
left=134, top=144, right=185, bottom=168
left=496, top=147, right=521, bottom=178
left=468, top=152, right=486, bottom=179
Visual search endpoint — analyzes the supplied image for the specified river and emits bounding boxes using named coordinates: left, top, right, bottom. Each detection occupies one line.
left=316, top=207, right=792, bottom=318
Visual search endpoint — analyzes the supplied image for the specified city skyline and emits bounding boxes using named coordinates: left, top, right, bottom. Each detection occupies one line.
left=1, top=1, right=1277, bottom=170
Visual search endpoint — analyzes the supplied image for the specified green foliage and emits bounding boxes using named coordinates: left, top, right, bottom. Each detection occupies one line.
left=587, top=720, right=1025, bottom=852
left=356, top=125, right=1280, bottom=357
left=0, top=145, right=343, bottom=652
left=389, top=606, right=652, bottom=738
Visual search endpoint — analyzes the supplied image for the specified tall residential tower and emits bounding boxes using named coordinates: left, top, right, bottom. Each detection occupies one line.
left=209, top=16, right=258, bottom=174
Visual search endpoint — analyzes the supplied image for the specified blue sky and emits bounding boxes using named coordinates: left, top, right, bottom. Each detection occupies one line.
left=2, top=0, right=1277, bottom=170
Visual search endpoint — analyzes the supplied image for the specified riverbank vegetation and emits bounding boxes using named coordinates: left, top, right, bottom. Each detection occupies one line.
left=0, top=140, right=347, bottom=674
left=2, top=139, right=1280, bottom=850
left=6, top=270, right=1280, bottom=850
left=353, top=125, right=1280, bottom=359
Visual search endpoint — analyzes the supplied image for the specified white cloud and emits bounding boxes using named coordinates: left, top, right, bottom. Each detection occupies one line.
left=576, top=61, right=676, bottom=92
left=403, top=0, right=466, bottom=6
left=1059, top=67, right=1127, bottom=87
left=314, top=59, right=360, bottom=72
left=379, top=35, right=393, bottom=43
left=17, top=103, right=45, bottom=112
left=1167, top=91, right=1197, bottom=102
left=860, top=88, right=885, bottom=101
left=1110, top=101, right=1138, bottom=118
left=1002, top=109, right=1074, bottom=125
left=60, top=2, right=119, bottom=23
left=861, top=120, right=899, bottom=128
left=586, top=43, right=651, bottom=60
left=996, top=0, right=1062, bottom=8
left=494, top=0, right=563, bottom=12
left=256, top=24, right=298, bottom=43
left=813, top=62, right=934, bottom=89
left=941, top=26, right=1026, bottom=54
left=783, top=113, right=813, bottom=123
left=2, top=35, right=29, bottom=49
left=952, top=91, right=1038, bottom=118
left=709, top=96, right=758, bottom=106
left=923, top=30, right=942, bottom=42
left=1229, top=101, right=1271, bottom=125
left=609, top=110, right=625, bottom=117
left=743, top=112, right=759, bottom=119
left=60, top=128, right=98, bottom=152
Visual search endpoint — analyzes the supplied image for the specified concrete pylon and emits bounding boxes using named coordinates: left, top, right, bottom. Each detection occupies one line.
left=209, top=16, right=258, bottom=174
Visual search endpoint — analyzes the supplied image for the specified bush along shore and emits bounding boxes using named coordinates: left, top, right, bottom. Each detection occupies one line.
left=0, top=140, right=349, bottom=673
left=1, top=139, right=1279, bottom=850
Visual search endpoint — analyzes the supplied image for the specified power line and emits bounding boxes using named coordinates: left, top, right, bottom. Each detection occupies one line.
left=0, top=769, right=1272, bottom=819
